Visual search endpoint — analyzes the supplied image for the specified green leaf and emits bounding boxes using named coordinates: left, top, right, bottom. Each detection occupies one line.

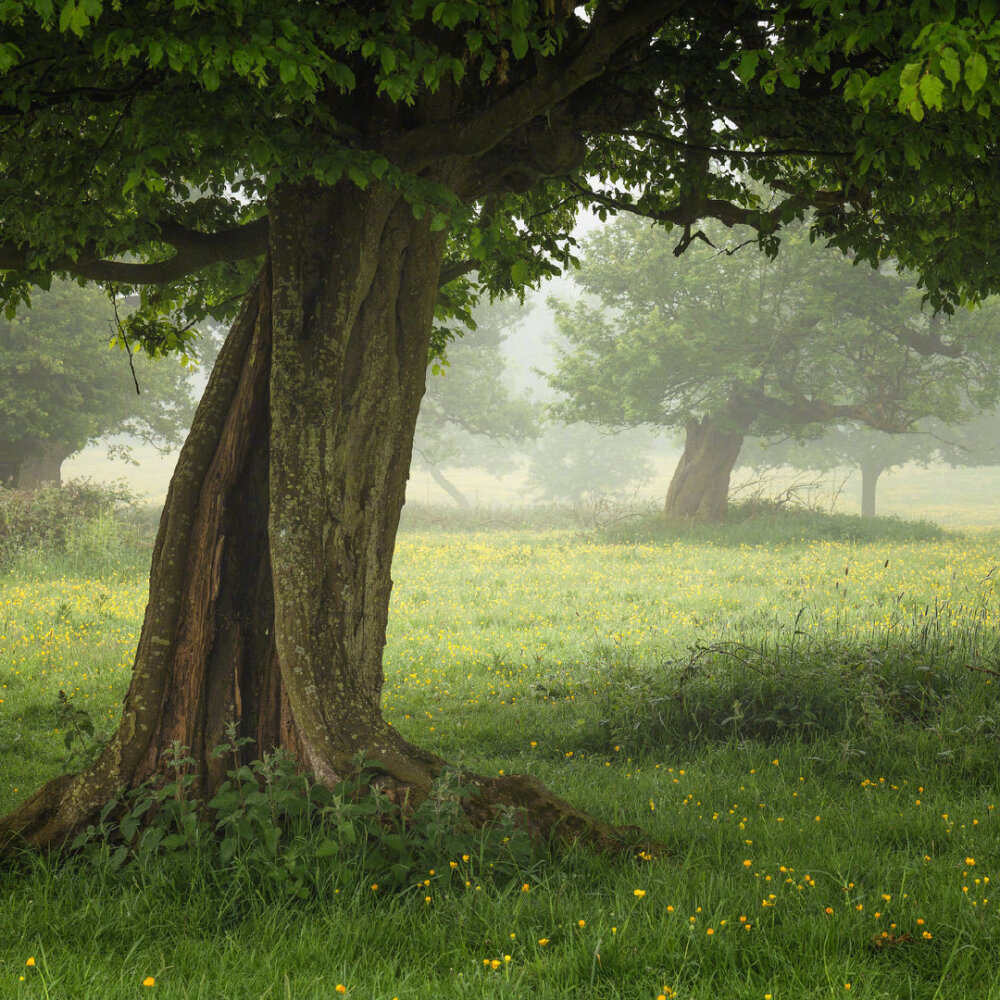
left=279, top=60, right=298, bottom=84
left=965, top=52, right=987, bottom=94
left=510, top=31, right=528, bottom=61
left=510, top=259, right=529, bottom=286
left=58, top=1, right=92, bottom=37
left=899, top=62, right=922, bottom=88
left=737, top=51, right=759, bottom=83
left=940, top=47, right=961, bottom=87
left=918, top=73, right=944, bottom=111
left=897, top=83, right=918, bottom=115
left=201, top=65, right=220, bottom=92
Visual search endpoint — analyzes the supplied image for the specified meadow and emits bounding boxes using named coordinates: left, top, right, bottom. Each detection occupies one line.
left=2, top=508, right=1000, bottom=999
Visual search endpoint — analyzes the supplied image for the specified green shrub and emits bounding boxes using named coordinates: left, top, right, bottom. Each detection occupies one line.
left=0, top=478, right=153, bottom=575
left=583, top=617, right=1000, bottom=767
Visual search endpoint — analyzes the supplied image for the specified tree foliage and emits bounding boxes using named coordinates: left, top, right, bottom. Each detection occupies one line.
left=5, top=2, right=1000, bottom=334
left=525, top=422, right=655, bottom=505
left=0, top=280, right=198, bottom=484
left=546, top=215, right=1000, bottom=442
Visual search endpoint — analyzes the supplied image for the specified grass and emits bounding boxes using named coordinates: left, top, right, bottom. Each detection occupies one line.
left=2, top=513, right=1000, bottom=999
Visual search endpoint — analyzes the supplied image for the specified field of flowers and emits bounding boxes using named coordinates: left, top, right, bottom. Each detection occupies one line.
left=2, top=526, right=1000, bottom=999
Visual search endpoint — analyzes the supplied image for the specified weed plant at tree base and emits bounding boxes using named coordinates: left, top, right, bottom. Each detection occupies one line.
left=51, top=730, right=538, bottom=906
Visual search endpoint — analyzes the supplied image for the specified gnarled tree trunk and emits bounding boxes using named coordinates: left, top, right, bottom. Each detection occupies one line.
left=0, top=179, right=641, bottom=857
left=664, top=412, right=747, bottom=522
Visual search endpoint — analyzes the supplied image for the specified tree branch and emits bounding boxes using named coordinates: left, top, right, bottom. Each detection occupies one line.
left=570, top=179, right=827, bottom=242
left=619, top=128, right=852, bottom=161
left=389, top=0, right=682, bottom=169
left=0, top=217, right=269, bottom=284
left=438, top=259, right=477, bottom=287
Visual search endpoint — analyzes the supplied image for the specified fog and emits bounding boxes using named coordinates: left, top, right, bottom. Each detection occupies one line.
left=62, top=267, right=1000, bottom=529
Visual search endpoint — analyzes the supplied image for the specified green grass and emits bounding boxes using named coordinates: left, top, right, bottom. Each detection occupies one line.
left=3, top=514, right=1000, bottom=999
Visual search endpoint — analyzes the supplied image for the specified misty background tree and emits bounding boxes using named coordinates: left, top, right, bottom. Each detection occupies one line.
left=5, top=1, right=1000, bottom=853
left=413, top=299, right=537, bottom=509
left=0, top=280, right=200, bottom=488
left=525, top=422, right=656, bottom=506
left=743, top=412, right=1000, bottom=518
left=546, top=216, right=1000, bottom=522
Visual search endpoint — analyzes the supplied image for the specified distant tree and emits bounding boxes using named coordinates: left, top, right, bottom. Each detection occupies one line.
left=0, top=281, right=200, bottom=488
left=526, top=422, right=655, bottom=505
left=546, top=216, right=1000, bottom=522
left=413, top=300, right=538, bottom=508
left=743, top=412, right=1000, bottom=518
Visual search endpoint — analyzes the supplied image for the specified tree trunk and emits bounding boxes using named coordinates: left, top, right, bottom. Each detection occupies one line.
left=0, top=179, right=643, bottom=857
left=664, top=413, right=745, bottom=522
left=859, top=458, right=885, bottom=518
left=426, top=464, right=472, bottom=509
left=0, top=441, right=71, bottom=488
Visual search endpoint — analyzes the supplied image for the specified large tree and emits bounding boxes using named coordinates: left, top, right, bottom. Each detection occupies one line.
left=4, top=1, right=1000, bottom=853
left=0, top=280, right=198, bottom=488
left=546, top=216, right=1000, bottom=521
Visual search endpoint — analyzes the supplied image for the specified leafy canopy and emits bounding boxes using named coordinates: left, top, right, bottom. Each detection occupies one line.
left=4, top=1, right=1000, bottom=352
left=546, top=215, right=1000, bottom=439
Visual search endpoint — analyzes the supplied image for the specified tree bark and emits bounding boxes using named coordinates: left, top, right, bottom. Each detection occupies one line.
left=859, top=457, right=885, bottom=518
left=0, top=179, right=645, bottom=857
left=664, top=413, right=746, bottom=522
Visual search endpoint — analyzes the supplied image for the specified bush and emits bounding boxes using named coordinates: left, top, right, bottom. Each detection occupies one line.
left=582, top=615, right=1000, bottom=771
left=0, top=478, right=152, bottom=575
left=64, top=733, right=539, bottom=904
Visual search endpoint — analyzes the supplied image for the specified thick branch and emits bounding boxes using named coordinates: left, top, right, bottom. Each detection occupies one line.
left=748, top=388, right=915, bottom=434
left=894, top=328, right=963, bottom=359
left=621, top=128, right=852, bottom=161
left=571, top=180, right=829, bottom=243
left=389, top=0, right=681, bottom=169
left=0, top=217, right=269, bottom=284
left=438, top=259, right=477, bottom=286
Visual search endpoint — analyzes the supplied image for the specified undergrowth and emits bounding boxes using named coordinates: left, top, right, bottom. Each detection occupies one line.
left=43, top=730, right=539, bottom=906
left=0, top=479, right=156, bottom=576
left=603, top=503, right=950, bottom=546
